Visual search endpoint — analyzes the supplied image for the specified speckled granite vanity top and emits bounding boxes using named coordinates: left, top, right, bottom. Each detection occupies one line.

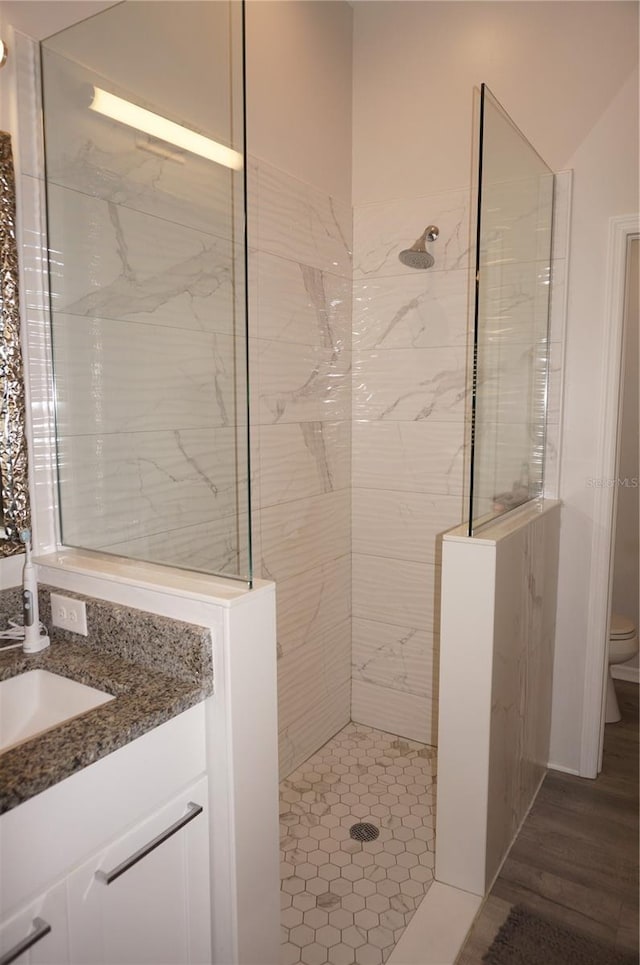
left=0, top=586, right=213, bottom=814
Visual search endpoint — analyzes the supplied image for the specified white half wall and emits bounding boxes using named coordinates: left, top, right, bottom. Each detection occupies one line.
left=436, top=500, right=561, bottom=896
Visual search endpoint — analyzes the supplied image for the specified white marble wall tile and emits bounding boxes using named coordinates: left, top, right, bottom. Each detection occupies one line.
left=278, top=680, right=351, bottom=780
left=353, top=268, right=471, bottom=351
left=256, top=160, right=352, bottom=276
left=352, top=617, right=437, bottom=699
left=351, top=680, right=437, bottom=745
left=258, top=421, right=350, bottom=508
left=474, top=421, right=544, bottom=510
left=254, top=339, right=351, bottom=425
left=258, top=490, right=350, bottom=584
left=352, top=554, right=439, bottom=632
left=52, top=314, right=240, bottom=435
left=46, top=184, right=240, bottom=336
left=353, top=347, right=469, bottom=422
left=353, top=489, right=463, bottom=565
left=476, top=342, right=548, bottom=426
left=353, top=188, right=471, bottom=279
left=485, top=507, right=559, bottom=885
left=56, top=427, right=246, bottom=548
left=349, top=185, right=471, bottom=744
left=277, top=617, right=351, bottom=734
left=477, top=259, right=551, bottom=344
left=256, top=251, right=351, bottom=350
left=249, top=159, right=353, bottom=771
left=275, top=555, right=351, bottom=659
left=103, top=512, right=249, bottom=578
left=352, top=421, right=466, bottom=496
left=480, top=174, right=553, bottom=268
left=40, top=49, right=239, bottom=241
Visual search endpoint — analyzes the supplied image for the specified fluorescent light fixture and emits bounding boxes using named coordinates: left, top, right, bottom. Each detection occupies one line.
left=89, top=87, right=243, bottom=171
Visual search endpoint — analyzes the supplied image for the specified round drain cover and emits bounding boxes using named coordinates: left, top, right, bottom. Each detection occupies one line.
left=349, top=821, right=379, bottom=842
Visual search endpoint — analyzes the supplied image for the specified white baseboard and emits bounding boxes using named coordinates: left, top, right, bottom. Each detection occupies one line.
left=611, top=665, right=640, bottom=683
left=547, top=761, right=581, bottom=776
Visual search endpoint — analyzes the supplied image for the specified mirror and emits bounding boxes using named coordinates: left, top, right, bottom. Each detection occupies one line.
left=39, top=1, right=250, bottom=581
left=0, top=130, right=31, bottom=557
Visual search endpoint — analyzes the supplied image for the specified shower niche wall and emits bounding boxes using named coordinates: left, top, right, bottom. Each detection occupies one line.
left=39, top=1, right=251, bottom=581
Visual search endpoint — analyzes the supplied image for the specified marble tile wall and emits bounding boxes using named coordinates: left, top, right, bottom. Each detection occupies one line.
left=349, top=175, right=569, bottom=745
left=16, top=32, right=352, bottom=777
left=248, top=158, right=353, bottom=779
left=486, top=504, right=561, bottom=888
left=471, top=171, right=569, bottom=524
left=351, top=188, right=472, bottom=744
left=28, top=44, right=249, bottom=577
left=436, top=501, right=561, bottom=896
left=15, top=30, right=569, bottom=780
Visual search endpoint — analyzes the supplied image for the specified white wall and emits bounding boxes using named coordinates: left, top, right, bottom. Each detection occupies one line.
left=353, top=1, right=637, bottom=203
left=246, top=0, right=352, bottom=205
left=0, top=2, right=114, bottom=42
left=612, top=237, right=639, bottom=674
left=352, top=0, right=639, bottom=774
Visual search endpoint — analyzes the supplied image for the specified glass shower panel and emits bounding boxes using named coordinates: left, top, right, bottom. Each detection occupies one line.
left=469, top=84, right=554, bottom=534
left=40, top=1, right=251, bottom=581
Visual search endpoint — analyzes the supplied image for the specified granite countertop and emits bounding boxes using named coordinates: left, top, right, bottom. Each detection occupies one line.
left=0, top=590, right=213, bottom=815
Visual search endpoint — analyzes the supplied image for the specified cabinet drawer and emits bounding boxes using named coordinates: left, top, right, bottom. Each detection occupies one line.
left=67, top=776, right=210, bottom=965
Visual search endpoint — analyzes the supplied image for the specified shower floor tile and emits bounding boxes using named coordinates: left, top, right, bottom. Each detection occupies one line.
left=279, top=722, right=437, bottom=965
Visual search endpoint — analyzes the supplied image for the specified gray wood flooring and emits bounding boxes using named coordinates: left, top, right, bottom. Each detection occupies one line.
left=456, top=678, right=639, bottom=963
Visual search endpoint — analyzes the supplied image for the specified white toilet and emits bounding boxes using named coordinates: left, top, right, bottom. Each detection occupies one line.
left=605, top=613, right=639, bottom=723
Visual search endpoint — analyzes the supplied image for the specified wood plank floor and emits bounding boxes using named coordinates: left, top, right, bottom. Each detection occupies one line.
left=456, top=679, right=639, bottom=963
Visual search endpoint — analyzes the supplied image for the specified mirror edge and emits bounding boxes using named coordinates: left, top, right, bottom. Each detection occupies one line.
left=0, top=129, right=31, bottom=557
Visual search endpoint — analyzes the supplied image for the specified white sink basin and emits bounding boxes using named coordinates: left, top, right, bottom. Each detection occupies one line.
left=0, top=669, right=115, bottom=753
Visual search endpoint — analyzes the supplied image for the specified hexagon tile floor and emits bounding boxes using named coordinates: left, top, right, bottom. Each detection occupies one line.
left=279, top=721, right=437, bottom=965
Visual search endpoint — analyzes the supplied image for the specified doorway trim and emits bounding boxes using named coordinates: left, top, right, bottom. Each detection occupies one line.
left=580, top=213, right=640, bottom=778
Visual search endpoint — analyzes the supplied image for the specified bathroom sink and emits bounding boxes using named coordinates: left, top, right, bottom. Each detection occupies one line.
left=0, top=669, right=114, bottom=753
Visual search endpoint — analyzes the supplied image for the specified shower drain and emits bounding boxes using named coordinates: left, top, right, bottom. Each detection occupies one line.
left=349, top=821, right=379, bottom=843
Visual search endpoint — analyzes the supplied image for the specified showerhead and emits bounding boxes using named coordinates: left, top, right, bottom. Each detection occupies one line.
left=398, top=225, right=439, bottom=269
left=399, top=247, right=435, bottom=270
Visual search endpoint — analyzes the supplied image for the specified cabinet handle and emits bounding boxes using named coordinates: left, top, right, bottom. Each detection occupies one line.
left=0, top=917, right=51, bottom=965
left=95, top=801, right=203, bottom=885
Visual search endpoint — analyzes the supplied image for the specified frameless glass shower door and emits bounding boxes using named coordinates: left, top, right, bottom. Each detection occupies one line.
left=40, top=1, right=251, bottom=581
left=469, top=84, right=555, bottom=534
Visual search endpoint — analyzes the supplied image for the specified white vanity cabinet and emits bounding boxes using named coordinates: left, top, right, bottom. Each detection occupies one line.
left=66, top=776, right=210, bottom=965
left=0, top=883, right=69, bottom=964
left=0, top=704, right=211, bottom=965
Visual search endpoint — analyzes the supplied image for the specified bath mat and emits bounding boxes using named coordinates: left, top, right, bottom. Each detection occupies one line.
left=482, top=904, right=638, bottom=965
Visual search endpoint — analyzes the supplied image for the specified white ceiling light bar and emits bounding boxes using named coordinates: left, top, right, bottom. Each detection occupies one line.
left=89, top=87, right=243, bottom=171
